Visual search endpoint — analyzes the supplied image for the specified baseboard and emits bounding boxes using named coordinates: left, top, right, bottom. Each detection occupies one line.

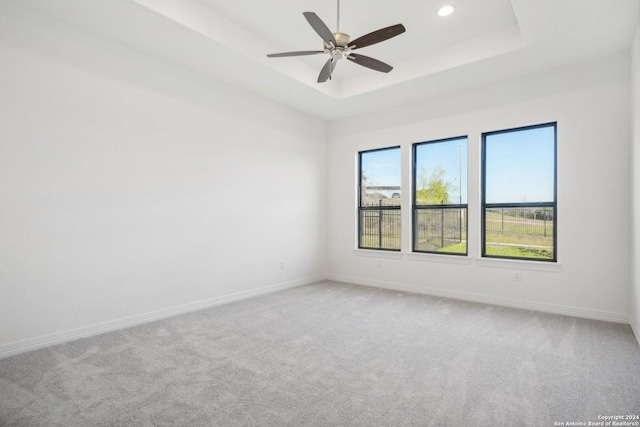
left=4, top=274, right=631, bottom=359
left=327, top=274, right=630, bottom=324
left=631, top=318, right=640, bottom=347
left=0, top=275, right=324, bottom=359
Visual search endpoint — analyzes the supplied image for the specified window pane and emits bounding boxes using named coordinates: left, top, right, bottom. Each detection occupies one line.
left=359, top=209, right=401, bottom=250
left=484, top=207, right=554, bottom=260
left=485, top=126, right=555, bottom=204
left=361, top=148, right=401, bottom=207
left=359, top=146, right=401, bottom=251
left=414, top=208, right=467, bottom=253
left=415, top=138, right=467, bottom=205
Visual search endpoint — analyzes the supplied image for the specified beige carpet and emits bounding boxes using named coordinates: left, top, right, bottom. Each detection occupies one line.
left=1, top=281, right=639, bottom=426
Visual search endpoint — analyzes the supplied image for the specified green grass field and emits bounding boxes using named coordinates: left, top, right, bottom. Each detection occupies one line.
left=485, top=210, right=552, bottom=246
left=485, top=244, right=553, bottom=259
left=485, top=209, right=553, bottom=259
left=436, top=242, right=466, bottom=254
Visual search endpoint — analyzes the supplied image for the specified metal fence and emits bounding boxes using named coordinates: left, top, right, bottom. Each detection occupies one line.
left=485, top=207, right=553, bottom=237
left=414, top=208, right=466, bottom=251
left=359, top=209, right=401, bottom=250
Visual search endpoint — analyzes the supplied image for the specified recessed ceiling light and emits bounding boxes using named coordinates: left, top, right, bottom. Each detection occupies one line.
left=437, top=5, right=455, bottom=17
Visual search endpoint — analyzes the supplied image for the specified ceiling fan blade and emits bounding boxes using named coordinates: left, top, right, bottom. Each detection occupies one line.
left=303, top=12, right=338, bottom=47
left=347, top=53, right=393, bottom=73
left=348, top=24, right=406, bottom=50
left=267, top=51, right=325, bottom=58
left=318, top=58, right=337, bottom=83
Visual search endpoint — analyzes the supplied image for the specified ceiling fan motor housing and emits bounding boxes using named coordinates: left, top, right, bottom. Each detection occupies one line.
left=325, top=32, right=352, bottom=60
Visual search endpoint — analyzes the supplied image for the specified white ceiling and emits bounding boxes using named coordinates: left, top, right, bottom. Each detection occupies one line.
left=16, top=0, right=640, bottom=121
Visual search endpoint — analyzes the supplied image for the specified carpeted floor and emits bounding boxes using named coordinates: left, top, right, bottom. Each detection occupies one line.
left=1, top=281, right=639, bottom=426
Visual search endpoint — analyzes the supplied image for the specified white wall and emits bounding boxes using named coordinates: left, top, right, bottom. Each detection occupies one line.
left=327, top=52, right=632, bottom=322
left=631, top=27, right=640, bottom=343
left=0, top=4, right=326, bottom=354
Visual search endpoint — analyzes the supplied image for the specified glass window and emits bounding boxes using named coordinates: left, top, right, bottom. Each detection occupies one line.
left=482, top=123, right=557, bottom=261
left=358, top=147, right=401, bottom=251
left=413, top=137, right=468, bottom=255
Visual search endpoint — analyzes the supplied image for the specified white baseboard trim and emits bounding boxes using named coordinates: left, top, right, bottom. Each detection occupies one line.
left=326, top=274, right=630, bottom=324
left=0, top=275, right=324, bottom=359
left=631, top=319, right=640, bottom=347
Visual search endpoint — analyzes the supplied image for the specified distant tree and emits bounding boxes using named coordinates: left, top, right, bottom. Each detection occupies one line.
left=416, top=166, right=454, bottom=205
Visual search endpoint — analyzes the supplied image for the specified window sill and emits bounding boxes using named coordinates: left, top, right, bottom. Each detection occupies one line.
left=406, top=253, right=471, bottom=265
left=352, top=249, right=404, bottom=260
left=476, top=257, right=562, bottom=272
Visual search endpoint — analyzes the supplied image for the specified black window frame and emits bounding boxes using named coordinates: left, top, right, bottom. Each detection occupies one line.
left=358, top=146, right=401, bottom=252
left=412, top=136, right=468, bottom=256
left=481, top=122, right=558, bottom=262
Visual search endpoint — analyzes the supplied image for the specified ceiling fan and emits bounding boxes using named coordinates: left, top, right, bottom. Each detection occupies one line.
left=266, top=0, right=406, bottom=83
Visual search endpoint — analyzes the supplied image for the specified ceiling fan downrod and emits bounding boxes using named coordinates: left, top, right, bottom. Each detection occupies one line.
left=328, top=0, right=351, bottom=61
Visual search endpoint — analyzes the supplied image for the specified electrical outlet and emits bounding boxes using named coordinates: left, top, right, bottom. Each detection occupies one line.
left=377, top=261, right=382, bottom=268
left=514, top=271, right=521, bottom=281
left=280, top=260, right=286, bottom=270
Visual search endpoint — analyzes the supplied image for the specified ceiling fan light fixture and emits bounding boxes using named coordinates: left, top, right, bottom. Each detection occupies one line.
left=437, top=5, right=456, bottom=17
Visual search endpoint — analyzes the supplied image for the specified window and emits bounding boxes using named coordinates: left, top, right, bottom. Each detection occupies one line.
left=482, top=123, right=557, bottom=261
left=413, top=137, right=468, bottom=255
left=358, top=147, right=401, bottom=251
